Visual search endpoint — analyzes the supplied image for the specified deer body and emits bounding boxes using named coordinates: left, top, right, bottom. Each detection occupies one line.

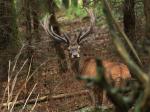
left=41, top=8, right=131, bottom=107
left=80, top=58, right=131, bottom=105
left=81, top=58, right=130, bottom=81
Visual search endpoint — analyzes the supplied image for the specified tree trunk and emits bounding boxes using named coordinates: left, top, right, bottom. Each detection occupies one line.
left=123, top=0, right=135, bottom=42
left=24, top=0, right=33, bottom=65
left=31, top=0, right=40, bottom=41
left=0, top=0, right=19, bottom=80
left=123, top=0, right=139, bottom=67
left=143, top=0, right=150, bottom=72
left=144, top=0, right=150, bottom=49
left=47, top=0, right=68, bottom=73
left=144, top=0, right=150, bottom=40
left=21, top=0, right=35, bottom=95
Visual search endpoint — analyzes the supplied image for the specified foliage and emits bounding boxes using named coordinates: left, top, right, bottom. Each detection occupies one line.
left=62, top=0, right=70, bottom=9
left=79, top=0, right=150, bottom=112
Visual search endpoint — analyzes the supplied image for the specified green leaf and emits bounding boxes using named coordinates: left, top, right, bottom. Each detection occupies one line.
left=71, top=0, right=78, bottom=7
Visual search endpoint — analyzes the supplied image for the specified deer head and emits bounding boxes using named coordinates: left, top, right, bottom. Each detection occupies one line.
left=41, top=8, right=95, bottom=59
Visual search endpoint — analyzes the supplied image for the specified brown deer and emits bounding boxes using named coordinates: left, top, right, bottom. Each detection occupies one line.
left=81, top=58, right=131, bottom=106
left=41, top=8, right=131, bottom=107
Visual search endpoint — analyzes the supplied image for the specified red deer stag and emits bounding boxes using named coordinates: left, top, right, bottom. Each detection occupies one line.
left=41, top=8, right=131, bottom=107
left=81, top=58, right=131, bottom=106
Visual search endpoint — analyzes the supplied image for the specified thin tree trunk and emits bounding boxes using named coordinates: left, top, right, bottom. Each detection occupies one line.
left=123, top=0, right=139, bottom=67
left=143, top=0, right=150, bottom=72
left=23, top=0, right=35, bottom=94
left=24, top=0, right=33, bottom=64
left=47, top=0, right=68, bottom=73
left=31, top=0, right=40, bottom=41
left=144, top=0, right=150, bottom=40
left=0, top=0, right=19, bottom=80
left=123, top=0, right=135, bottom=42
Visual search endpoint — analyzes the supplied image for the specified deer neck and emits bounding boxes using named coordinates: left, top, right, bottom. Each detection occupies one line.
left=71, top=58, right=81, bottom=75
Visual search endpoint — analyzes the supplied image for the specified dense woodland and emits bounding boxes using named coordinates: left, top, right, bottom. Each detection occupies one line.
left=0, top=0, right=150, bottom=112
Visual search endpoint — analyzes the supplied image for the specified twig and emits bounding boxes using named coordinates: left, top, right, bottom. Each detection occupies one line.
left=20, top=83, right=37, bottom=112
left=2, top=90, right=89, bottom=108
left=30, top=94, right=39, bottom=112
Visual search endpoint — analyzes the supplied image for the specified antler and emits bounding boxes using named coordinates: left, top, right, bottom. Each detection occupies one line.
left=77, top=8, right=96, bottom=44
left=40, top=15, right=69, bottom=45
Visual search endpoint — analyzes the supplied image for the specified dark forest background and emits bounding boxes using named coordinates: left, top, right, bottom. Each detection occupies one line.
left=0, top=0, right=150, bottom=112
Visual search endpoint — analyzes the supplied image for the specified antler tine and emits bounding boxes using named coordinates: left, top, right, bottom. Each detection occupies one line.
left=63, top=33, right=70, bottom=45
left=50, top=26, right=69, bottom=44
left=40, top=15, right=69, bottom=44
left=77, top=8, right=95, bottom=44
left=77, top=30, right=83, bottom=44
left=40, top=15, right=57, bottom=39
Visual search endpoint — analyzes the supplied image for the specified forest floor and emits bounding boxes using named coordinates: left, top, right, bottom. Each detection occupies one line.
left=0, top=17, right=148, bottom=112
